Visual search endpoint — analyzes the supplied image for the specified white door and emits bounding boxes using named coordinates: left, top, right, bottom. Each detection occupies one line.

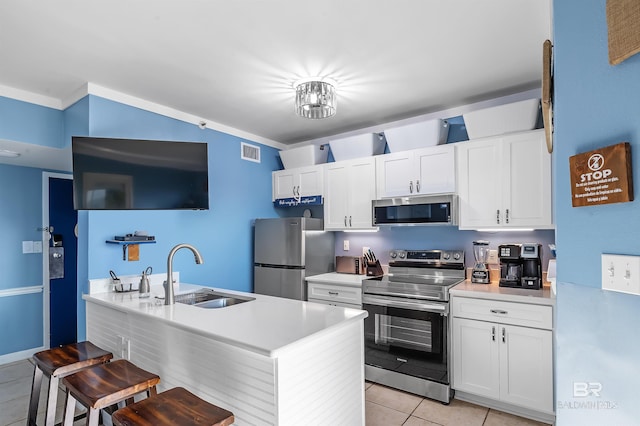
left=452, top=318, right=500, bottom=399
left=375, top=152, right=414, bottom=198
left=298, top=166, right=324, bottom=197
left=324, top=163, right=350, bottom=230
left=503, top=131, right=553, bottom=228
left=499, top=324, right=553, bottom=413
left=457, top=137, right=503, bottom=229
left=347, top=158, right=377, bottom=229
left=272, top=170, right=297, bottom=200
left=415, top=144, right=456, bottom=195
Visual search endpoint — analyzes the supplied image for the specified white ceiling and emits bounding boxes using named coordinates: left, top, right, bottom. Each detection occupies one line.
left=0, top=0, right=551, bottom=151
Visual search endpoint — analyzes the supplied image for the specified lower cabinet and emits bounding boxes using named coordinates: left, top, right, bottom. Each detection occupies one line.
left=451, top=296, right=553, bottom=415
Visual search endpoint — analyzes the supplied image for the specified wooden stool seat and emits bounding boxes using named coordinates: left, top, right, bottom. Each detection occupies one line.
left=62, top=359, right=160, bottom=426
left=112, top=387, right=234, bottom=426
left=28, top=341, right=113, bottom=426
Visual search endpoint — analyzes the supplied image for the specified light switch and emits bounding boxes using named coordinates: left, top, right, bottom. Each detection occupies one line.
left=343, top=240, right=350, bottom=251
left=602, top=254, right=640, bottom=295
left=22, top=241, right=34, bottom=254
left=33, top=241, right=43, bottom=253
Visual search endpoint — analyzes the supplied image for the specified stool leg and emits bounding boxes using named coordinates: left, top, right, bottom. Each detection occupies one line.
left=44, top=375, right=59, bottom=426
left=62, top=391, right=77, bottom=426
left=86, top=407, right=99, bottom=426
left=27, top=365, right=43, bottom=426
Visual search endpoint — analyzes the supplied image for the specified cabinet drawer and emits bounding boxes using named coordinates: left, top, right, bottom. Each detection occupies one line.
left=452, top=297, right=552, bottom=330
left=308, top=298, right=362, bottom=309
left=307, top=282, right=362, bottom=305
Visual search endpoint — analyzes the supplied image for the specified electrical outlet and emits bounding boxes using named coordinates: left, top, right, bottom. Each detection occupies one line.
left=363, top=246, right=370, bottom=256
left=602, top=254, right=640, bottom=295
left=343, top=240, right=350, bottom=251
left=488, top=249, right=498, bottom=264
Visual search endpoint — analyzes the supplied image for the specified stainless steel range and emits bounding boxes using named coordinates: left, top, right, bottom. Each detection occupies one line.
left=362, top=249, right=466, bottom=404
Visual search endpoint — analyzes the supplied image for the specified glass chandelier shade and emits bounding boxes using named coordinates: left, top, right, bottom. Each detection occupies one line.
left=295, top=80, right=336, bottom=119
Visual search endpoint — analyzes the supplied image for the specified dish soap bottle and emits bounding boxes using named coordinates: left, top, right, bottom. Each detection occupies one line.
left=139, top=266, right=151, bottom=298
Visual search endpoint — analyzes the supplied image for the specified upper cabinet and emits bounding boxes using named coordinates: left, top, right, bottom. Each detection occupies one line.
left=457, top=130, right=552, bottom=230
left=324, top=158, right=377, bottom=230
left=376, top=144, right=456, bottom=198
left=272, top=165, right=324, bottom=201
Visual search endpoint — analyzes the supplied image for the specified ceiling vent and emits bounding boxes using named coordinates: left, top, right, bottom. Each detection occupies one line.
left=241, top=142, right=261, bottom=163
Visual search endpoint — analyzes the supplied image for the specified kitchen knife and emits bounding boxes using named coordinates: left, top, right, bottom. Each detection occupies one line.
left=368, top=249, right=377, bottom=262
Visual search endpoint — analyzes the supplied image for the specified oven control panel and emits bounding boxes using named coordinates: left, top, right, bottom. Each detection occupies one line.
left=389, top=249, right=465, bottom=265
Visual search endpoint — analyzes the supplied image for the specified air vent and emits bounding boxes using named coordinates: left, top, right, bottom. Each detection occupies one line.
left=241, top=142, right=261, bottom=163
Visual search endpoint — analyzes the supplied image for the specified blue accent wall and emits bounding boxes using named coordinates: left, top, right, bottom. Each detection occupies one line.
left=0, top=96, right=64, bottom=147
left=70, top=95, right=280, bottom=339
left=554, top=1, right=640, bottom=423
left=0, top=293, right=43, bottom=355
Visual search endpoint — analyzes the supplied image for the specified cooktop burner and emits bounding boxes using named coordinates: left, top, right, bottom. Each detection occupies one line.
left=363, top=249, right=466, bottom=301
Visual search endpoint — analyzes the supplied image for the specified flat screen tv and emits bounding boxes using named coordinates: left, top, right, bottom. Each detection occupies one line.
left=72, top=137, right=209, bottom=210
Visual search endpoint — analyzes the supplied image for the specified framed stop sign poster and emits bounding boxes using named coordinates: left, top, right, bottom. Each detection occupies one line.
left=569, top=142, right=633, bottom=207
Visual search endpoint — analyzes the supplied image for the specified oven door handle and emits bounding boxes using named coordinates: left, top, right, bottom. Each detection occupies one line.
left=363, top=295, right=449, bottom=315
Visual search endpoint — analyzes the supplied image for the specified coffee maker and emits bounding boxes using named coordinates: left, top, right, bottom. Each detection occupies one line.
left=498, top=243, right=543, bottom=289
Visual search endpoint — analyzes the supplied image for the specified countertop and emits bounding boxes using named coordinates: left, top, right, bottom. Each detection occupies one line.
left=83, top=283, right=367, bottom=357
left=450, top=280, right=555, bottom=307
left=305, top=272, right=370, bottom=287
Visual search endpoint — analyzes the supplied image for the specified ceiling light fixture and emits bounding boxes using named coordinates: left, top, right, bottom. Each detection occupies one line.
left=0, top=149, right=20, bottom=158
left=295, top=79, right=337, bottom=119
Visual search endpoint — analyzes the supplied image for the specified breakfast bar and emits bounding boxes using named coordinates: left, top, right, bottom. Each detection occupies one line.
left=83, top=284, right=367, bottom=425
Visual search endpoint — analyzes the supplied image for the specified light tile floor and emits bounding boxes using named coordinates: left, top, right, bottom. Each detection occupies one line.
left=365, top=381, right=551, bottom=426
left=0, top=358, right=550, bottom=426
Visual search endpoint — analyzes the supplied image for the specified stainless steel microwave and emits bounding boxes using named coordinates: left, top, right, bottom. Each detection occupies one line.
left=372, top=194, right=458, bottom=226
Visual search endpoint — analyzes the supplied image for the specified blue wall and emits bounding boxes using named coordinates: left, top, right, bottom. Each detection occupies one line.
left=554, top=1, right=640, bottom=424
left=71, top=95, right=281, bottom=339
left=0, top=96, right=64, bottom=147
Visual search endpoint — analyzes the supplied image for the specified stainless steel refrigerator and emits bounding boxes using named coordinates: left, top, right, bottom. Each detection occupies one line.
left=254, top=217, right=335, bottom=300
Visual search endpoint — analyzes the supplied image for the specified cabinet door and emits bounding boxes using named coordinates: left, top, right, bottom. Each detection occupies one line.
left=299, top=166, right=324, bottom=197
left=499, top=325, right=553, bottom=413
left=415, top=144, right=456, bottom=195
left=376, top=152, right=414, bottom=198
left=502, top=131, right=553, bottom=228
left=273, top=170, right=296, bottom=201
left=324, top=163, right=351, bottom=230
left=347, top=158, right=377, bottom=229
left=457, top=138, right=503, bottom=229
left=452, top=318, right=500, bottom=399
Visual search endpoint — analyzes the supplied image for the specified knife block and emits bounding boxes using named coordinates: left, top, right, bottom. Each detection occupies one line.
left=366, top=260, right=384, bottom=277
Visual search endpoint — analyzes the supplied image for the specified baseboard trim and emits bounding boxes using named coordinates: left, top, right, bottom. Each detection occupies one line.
left=455, top=390, right=556, bottom=425
left=0, top=346, right=43, bottom=366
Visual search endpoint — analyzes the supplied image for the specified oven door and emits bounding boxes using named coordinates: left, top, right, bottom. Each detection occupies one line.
left=363, top=294, right=449, bottom=385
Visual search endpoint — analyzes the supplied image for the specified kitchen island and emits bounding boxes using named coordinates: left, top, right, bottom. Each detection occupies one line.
left=83, top=284, right=367, bottom=425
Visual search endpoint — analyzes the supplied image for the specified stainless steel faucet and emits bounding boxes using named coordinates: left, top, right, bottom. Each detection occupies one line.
left=165, top=243, right=204, bottom=305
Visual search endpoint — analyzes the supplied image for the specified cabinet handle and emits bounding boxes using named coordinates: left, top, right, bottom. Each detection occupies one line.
left=409, top=181, right=413, bottom=193
left=492, top=326, right=496, bottom=341
left=506, top=208, right=510, bottom=224
left=496, top=209, right=500, bottom=224
left=344, top=216, right=347, bottom=226
left=502, top=327, right=506, bottom=343
left=490, top=309, right=508, bottom=315
left=328, top=291, right=339, bottom=296
left=349, top=216, right=352, bottom=227
left=416, top=180, right=420, bottom=193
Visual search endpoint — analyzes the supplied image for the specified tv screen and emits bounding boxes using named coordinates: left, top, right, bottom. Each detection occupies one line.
left=72, top=137, right=209, bottom=210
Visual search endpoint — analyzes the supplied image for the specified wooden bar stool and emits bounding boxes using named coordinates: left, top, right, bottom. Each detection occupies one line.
left=61, top=359, right=160, bottom=426
left=112, top=387, right=234, bottom=426
left=28, top=341, right=113, bottom=426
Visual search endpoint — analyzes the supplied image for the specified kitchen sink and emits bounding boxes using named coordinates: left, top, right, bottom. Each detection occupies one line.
left=174, top=289, right=255, bottom=309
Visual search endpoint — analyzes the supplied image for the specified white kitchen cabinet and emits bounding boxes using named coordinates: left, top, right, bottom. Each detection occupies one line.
left=306, top=273, right=365, bottom=308
left=376, top=144, right=456, bottom=198
left=456, top=130, right=552, bottom=229
left=272, top=164, right=324, bottom=201
left=452, top=296, right=553, bottom=415
left=324, top=157, right=377, bottom=230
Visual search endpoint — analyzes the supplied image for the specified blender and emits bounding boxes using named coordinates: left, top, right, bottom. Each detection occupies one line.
left=472, top=240, right=491, bottom=284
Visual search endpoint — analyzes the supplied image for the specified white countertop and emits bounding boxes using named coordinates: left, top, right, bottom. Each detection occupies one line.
left=450, top=280, right=555, bottom=306
left=305, top=272, right=370, bottom=287
left=83, top=283, right=367, bottom=357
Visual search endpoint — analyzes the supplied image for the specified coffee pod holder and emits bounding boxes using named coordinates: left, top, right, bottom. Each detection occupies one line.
left=366, top=260, right=384, bottom=277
